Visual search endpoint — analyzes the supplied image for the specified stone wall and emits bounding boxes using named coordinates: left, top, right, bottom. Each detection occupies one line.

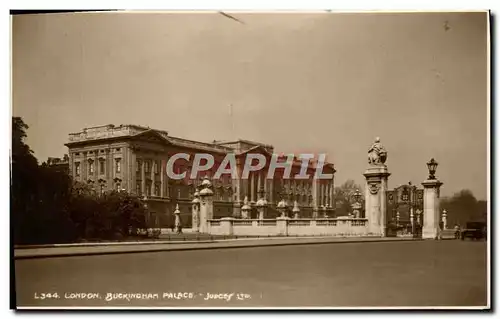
left=207, top=218, right=371, bottom=237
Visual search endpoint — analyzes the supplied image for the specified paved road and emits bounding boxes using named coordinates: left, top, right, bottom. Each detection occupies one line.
left=14, top=237, right=412, bottom=259
left=15, top=240, right=488, bottom=308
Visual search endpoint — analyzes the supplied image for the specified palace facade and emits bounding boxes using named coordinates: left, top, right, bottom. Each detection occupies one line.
left=65, top=124, right=336, bottom=228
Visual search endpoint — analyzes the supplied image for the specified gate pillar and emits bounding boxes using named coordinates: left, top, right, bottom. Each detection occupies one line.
left=364, top=166, right=391, bottom=236
left=421, top=179, right=443, bottom=239
left=199, top=177, right=214, bottom=233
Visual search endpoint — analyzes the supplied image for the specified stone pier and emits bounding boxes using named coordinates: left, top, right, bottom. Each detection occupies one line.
left=422, top=178, right=443, bottom=239
left=364, top=166, right=390, bottom=236
left=363, top=137, right=390, bottom=237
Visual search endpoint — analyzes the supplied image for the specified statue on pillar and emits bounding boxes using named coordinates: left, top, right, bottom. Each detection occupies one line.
left=368, top=137, right=387, bottom=166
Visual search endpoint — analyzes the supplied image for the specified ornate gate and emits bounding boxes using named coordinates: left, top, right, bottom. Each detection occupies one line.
left=386, top=182, right=424, bottom=238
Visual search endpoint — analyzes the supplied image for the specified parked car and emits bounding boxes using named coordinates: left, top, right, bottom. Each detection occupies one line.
left=461, top=222, right=487, bottom=240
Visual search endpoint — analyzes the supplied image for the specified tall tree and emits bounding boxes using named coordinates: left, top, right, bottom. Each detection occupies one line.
left=12, top=117, right=77, bottom=244
left=440, top=190, right=486, bottom=227
left=334, top=179, right=363, bottom=216
left=11, top=117, right=40, bottom=243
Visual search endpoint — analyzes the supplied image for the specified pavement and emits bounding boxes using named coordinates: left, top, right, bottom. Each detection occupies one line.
left=14, top=240, right=488, bottom=308
left=14, top=236, right=431, bottom=259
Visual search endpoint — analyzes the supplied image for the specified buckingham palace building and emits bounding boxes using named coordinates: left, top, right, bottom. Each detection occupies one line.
left=65, top=124, right=336, bottom=228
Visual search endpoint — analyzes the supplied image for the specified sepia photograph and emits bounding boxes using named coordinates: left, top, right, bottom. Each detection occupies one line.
left=11, top=9, right=490, bottom=309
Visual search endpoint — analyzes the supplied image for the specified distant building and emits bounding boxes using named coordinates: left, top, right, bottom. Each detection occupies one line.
left=64, top=124, right=336, bottom=228
left=45, top=155, right=70, bottom=174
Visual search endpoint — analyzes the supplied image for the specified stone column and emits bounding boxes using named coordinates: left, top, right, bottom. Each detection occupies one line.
left=150, top=159, right=155, bottom=196
left=257, top=172, right=262, bottom=194
left=232, top=158, right=242, bottom=217
left=232, top=178, right=241, bottom=218
left=270, top=179, right=274, bottom=204
left=165, top=157, right=170, bottom=198
left=94, top=151, right=98, bottom=180
left=122, top=147, right=128, bottom=191
left=141, top=160, right=146, bottom=195
left=191, top=190, right=200, bottom=232
left=312, top=177, right=319, bottom=219
left=329, top=180, right=335, bottom=208
left=69, top=152, right=75, bottom=179
left=421, top=179, right=443, bottom=239
left=160, top=159, right=165, bottom=197
left=321, top=182, right=325, bottom=207
left=263, top=171, right=268, bottom=195
left=105, top=149, right=111, bottom=190
left=250, top=172, right=256, bottom=203
left=363, top=165, right=391, bottom=236
left=199, top=177, right=214, bottom=233
left=129, top=147, right=136, bottom=193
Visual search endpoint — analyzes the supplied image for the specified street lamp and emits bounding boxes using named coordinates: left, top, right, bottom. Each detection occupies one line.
left=352, top=189, right=362, bottom=203
left=351, top=189, right=363, bottom=218
left=427, top=158, right=439, bottom=180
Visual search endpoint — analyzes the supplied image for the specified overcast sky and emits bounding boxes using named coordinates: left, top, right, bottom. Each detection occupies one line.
left=12, top=11, right=488, bottom=200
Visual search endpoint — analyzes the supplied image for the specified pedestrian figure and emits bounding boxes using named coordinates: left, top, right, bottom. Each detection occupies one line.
left=454, top=224, right=460, bottom=239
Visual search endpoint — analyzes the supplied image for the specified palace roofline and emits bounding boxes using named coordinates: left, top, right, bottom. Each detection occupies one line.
left=65, top=124, right=335, bottom=168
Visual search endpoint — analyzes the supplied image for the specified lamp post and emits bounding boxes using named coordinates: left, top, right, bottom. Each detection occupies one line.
left=427, top=158, right=438, bottom=180
left=422, top=158, right=443, bottom=239
left=416, top=209, right=421, bottom=224
left=351, top=189, right=362, bottom=218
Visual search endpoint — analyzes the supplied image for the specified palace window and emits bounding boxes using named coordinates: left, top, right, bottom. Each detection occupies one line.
left=145, top=161, right=151, bottom=173
left=75, top=162, right=81, bottom=176
left=154, top=184, right=160, bottom=196
left=136, top=160, right=141, bottom=173
left=146, top=184, right=151, bottom=196
left=115, top=159, right=121, bottom=173
left=99, top=160, right=105, bottom=175
left=154, top=161, right=159, bottom=174
left=88, top=160, right=95, bottom=175
left=136, top=183, right=142, bottom=196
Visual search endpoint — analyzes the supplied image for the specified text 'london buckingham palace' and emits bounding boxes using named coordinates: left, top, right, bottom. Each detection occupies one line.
left=63, top=124, right=336, bottom=228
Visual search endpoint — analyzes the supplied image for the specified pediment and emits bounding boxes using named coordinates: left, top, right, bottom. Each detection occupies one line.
left=131, top=130, right=171, bottom=145
left=237, top=145, right=273, bottom=157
